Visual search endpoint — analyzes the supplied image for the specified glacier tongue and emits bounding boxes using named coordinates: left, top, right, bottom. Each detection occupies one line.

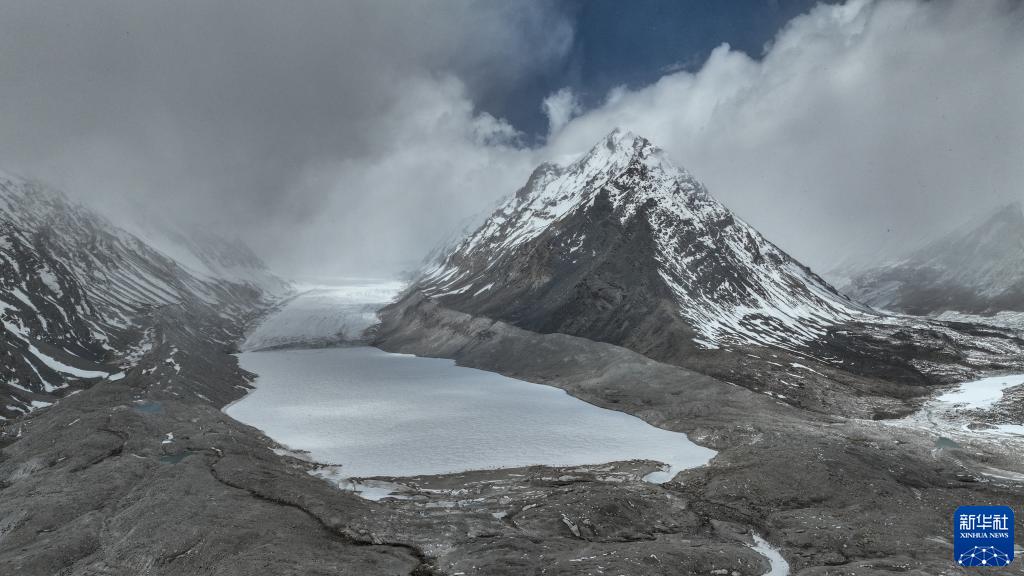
left=242, top=280, right=404, bottom=351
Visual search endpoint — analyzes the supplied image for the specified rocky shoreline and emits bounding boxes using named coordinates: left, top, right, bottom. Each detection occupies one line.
left=1, top=293, right=1022, bottom=575
left=371, top=294, right=1024, bottom=575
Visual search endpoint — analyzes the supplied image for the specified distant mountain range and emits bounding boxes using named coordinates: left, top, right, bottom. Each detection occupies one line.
left=836, top=202, right=1024, bottom=315
left=0, top=172, right=288, bottom=419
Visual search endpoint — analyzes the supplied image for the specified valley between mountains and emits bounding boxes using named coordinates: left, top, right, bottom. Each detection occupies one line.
left=1, top=133, right=1023, bottom=575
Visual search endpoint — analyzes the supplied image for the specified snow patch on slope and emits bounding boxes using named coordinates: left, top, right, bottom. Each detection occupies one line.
left=27, top=343, right=109, bottom=380
left=420, top=129, right=870, bottom=349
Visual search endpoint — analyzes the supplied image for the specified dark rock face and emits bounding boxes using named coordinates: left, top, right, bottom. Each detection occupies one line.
left=0, top=305, right=429, bottom=576
left=0, top=175, right=437, bottom=574
left=373, top=294, right=1024, bottom=576
left=417, top=130, right=865, bottom=356
left=441, top=187, right=695, bottom=360
left=1, top=135, right=1021, bottom=575
left=0, top=174, right=284, bottom=419
left=840, top=202, right=1024, bottom=314
left=369, top=131, right=1024, bottom=573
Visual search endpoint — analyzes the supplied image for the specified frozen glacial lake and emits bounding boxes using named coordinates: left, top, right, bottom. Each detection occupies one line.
left=937, top=373, right=1024, bottom=410
left=892, top=373, right=1024, bottom=440
left=936, top=373, right=1024, bottom=437
left=228, top=346, right=715, bottom=481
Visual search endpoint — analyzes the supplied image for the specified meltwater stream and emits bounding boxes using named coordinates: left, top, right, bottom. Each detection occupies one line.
left=228, top=346, right=715, bottom=482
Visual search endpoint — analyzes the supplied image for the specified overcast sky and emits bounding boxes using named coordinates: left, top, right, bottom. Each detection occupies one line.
left=1, top=0, right=1022, bottom=278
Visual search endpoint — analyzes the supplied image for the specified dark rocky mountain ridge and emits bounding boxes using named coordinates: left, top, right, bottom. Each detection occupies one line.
left=401, top=131, right=1024, bottom=408
left=417, top=131, right=873, bottom=354
left=367, top=130, right=1024, bottom=574
left=0, top=172, right=288, bottom=419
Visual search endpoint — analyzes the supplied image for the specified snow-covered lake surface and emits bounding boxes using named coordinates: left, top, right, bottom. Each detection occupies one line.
left=889, top=373, right=1024, bottom=440
left=228, top=346, right=715, bottom=481
left=936, top=374, right=1024, bottom=410
left=242, top=279, right=404, bottom=350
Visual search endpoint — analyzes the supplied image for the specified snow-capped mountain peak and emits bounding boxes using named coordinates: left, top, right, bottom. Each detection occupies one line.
left=417, top=130, right=869, bottom=352
left=449, top=129, right=680, bottom=258
left=426, top=130, right=697, bottom=276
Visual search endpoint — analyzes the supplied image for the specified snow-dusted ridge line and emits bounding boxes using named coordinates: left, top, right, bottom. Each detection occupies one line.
left=420, top=129, right=874, bottom=349
left=0, top=171, right=286, bottom=417
left=0, top=173, right=279, bottom=331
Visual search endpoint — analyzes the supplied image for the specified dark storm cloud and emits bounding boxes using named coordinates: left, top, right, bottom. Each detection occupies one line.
left=0, top=0, right=572, bottom=275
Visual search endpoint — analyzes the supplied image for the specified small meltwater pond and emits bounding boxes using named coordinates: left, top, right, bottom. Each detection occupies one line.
left=227, top=347, right=715, bottom=482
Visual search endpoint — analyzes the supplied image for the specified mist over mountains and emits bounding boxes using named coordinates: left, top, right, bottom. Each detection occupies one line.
left=1, top=121, right=1023, bottom=574
left=2, top=1, right=1023, bottom=278
left=1, top=1, right=1024, bottom=575
left=0, top=172, right=288, bottom=419
left=838, top=202, right=1024, bottom=315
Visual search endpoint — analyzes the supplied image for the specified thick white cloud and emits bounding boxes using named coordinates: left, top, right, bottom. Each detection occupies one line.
left=543, top=0, right=1024, bottom=271
left=272, top=77, right=538, bottom=277
left=542, top=88, right=582, bottom=136
left=4, top=0, right=1020, bottom=278
left=0, top=0, right=572, bottom=278
left=286, top=0, right=1024, bottom=277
